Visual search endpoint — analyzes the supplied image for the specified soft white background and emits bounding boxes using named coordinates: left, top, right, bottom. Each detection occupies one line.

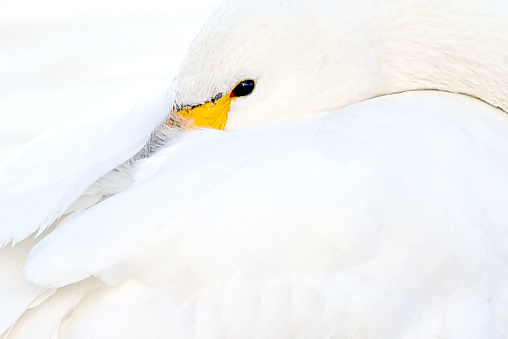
left=0, top=0, right=222, bottom=161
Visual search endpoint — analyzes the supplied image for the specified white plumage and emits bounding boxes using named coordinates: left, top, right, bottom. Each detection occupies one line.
left=2, top=0, right=508, bottom=337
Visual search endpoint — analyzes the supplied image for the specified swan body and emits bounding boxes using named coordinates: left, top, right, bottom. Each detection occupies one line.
left=2, top=0, right=508, bottom=337
left=4, top=91, right=508, bottom=338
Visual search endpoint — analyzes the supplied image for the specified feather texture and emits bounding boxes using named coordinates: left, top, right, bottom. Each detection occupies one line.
left=0, top=78, right=173, bottom=246
left=3, top=91, right=508, bottom=337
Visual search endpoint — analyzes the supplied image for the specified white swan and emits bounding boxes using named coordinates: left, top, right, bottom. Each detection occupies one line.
left=1, top=0, right=508, bottom=337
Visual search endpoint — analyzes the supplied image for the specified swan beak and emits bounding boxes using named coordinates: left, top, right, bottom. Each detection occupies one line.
left=169, top=94, right=233, bottom=130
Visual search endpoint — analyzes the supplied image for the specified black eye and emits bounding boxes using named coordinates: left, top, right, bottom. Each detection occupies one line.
left=230, top=80, right=255, bottom=98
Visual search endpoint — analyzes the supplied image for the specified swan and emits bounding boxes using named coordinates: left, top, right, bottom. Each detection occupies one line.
left=1, top=0, right=508, bottom=337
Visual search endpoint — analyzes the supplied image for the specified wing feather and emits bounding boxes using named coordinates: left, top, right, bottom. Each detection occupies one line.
left=0, top=78, right=174, bottom=245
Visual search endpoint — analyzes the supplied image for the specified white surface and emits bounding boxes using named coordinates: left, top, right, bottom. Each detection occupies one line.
left=0, top=0, right=221, bottom=161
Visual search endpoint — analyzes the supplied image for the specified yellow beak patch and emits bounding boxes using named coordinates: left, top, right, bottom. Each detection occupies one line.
left=169, top=93, right=233, bottom=130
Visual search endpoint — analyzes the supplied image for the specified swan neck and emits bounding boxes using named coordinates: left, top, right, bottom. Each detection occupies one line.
left=376, top=0, right=508, bottom=112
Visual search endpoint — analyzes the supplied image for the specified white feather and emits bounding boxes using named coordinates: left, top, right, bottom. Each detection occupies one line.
left=7, top=91, right=508, bottom=337
left=0, top=78, right=173, bottom=246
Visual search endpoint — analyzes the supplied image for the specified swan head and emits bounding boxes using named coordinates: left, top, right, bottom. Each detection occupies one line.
left=171, top=0, right=382, bottom=130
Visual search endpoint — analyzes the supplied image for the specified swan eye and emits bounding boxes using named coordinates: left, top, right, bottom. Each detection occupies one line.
left=230, top=80, right=255, bottom=98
